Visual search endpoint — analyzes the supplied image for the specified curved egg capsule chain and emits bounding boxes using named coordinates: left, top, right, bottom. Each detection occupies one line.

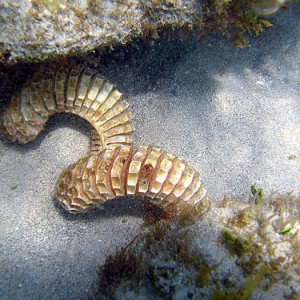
left=0, top=67, right=134, bottom=149
left=55, top=145, right=207, bottom=213
left=0, top=66, right=206, bottom=213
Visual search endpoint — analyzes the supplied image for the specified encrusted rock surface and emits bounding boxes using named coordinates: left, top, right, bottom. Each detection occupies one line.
left=96, top=195, right=300, bottom=299
left=0, top=0, right=204, bottom=64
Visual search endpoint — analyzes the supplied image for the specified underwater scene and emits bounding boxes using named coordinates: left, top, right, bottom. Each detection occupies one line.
left=0, top=0, right=299, bottom=299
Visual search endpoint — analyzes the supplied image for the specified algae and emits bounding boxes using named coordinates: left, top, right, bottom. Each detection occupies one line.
left=95, top=193, right=300, bottom=299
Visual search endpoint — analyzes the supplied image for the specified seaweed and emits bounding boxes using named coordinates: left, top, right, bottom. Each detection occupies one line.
left=251, top=184, right=265, bottom=204
left=95, top=193, right=300, bottom=299
left=211, top=265, right=270, bottom=300
left=221, top=229, right=253, bottom=257
left=31, top=0, right=62, bottom=12
left=95, top=236, right=141, bottom=298
left=96, top=200, right=217, bottom=299
left=205, top=0, right=275, bottom=48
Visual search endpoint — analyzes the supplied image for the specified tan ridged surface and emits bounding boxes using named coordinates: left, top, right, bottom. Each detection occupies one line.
left=1, top=66, right=206, bottom=214
left=0, top=67, right=135, bottom=150
left=55, top=145, right=207, bottom=213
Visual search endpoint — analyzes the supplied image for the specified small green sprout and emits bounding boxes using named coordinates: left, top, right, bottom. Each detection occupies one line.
left=280, top=227, right=292, bottom=235
left=251, top=184, right=258, bottom=195
left=251, top=184, right=264, bottom=204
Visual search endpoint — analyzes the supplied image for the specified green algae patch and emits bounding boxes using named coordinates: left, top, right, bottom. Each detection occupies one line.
left=211, top=265, right=270, bottom=300
left=221, top=229, right=253, bottom=257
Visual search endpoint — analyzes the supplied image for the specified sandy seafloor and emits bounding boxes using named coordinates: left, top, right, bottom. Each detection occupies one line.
left=0, top=3, right=299, bottom=300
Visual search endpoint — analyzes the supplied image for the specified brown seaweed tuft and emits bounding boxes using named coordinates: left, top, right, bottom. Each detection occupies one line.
left=205, top=0, right=275, bottom=48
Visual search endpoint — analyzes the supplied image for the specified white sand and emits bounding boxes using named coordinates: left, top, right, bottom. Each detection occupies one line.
left=0, top=3, right=299, bottom=299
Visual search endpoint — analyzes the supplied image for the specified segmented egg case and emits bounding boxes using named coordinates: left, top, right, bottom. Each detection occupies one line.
left=0, top=67, right=134, bottom=149
left=55, top=145, right=207, bottom=213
